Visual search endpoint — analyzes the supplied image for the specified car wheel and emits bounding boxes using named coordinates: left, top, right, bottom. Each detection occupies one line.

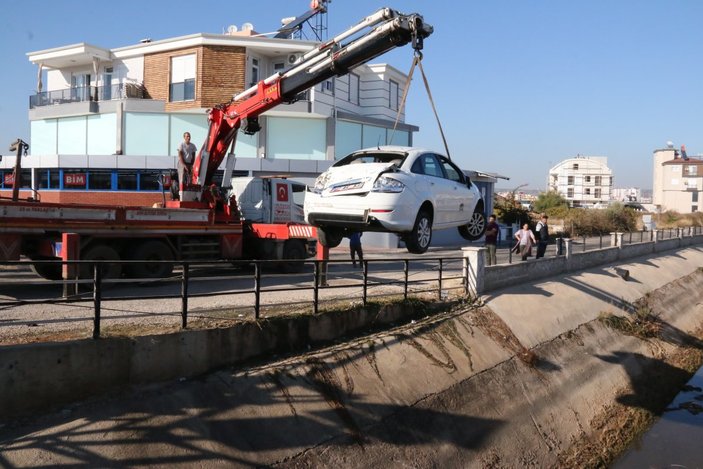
left=317, top=227, right=344, bottom=248
left=459, top=210, right=487, bottom=241
left=405, top=210, right=432, bottom=254
left=80, top=244, right=122, bottom=279
left=30, top=257, right=63, bottom=281
left=281, top=240, right=306, bottom=273
left=128, top=240, right=174, bottom=279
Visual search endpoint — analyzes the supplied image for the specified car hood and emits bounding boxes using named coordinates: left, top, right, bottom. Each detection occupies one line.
left=315, top=162, right=397, bottom=195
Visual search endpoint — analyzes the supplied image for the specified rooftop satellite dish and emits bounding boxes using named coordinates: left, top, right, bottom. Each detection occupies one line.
left=666, top=140, right=674, bottom=148
left=226, top=24, right=238, bottom=35
left=242, top=22, right=255, bottom=32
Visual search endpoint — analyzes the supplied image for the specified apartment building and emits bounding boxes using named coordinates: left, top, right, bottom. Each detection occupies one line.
left=547, top=156, right=613, bottom=207
left=653, top=144, right=703, bottom=213
left=1, top=28, right=417, bottom=205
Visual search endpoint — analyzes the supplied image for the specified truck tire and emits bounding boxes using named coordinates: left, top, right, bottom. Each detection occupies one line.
left=80, top=244, right=122, bottom=279
left=404, top=209, right=432, bottom=254
left=30, top=257, right=63, bottom=281
left=281, top=240, right=306, bottom=273
left=129, top=240, right=174, bottom=279
left=318, top=227, right=343, bottom=248
left=459, top=209, right=487, bottom=241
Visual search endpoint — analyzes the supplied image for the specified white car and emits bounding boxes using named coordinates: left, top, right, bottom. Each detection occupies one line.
left=304, top=146, right=486, bottom=254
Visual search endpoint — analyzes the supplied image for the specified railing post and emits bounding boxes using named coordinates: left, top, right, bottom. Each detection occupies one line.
left=180, top=262, right=189, bottom=328
left=313, top=261, right=320, bottom=315
left=93, top=262, right=101, bottom=340
left=462, top=247, right=484, bottom=297
left=437, top=258, right=443, bottom=301
left=599, top=234, right=603, bottom=249
left=404, top=259, right=409, bottom=300
left=362, top=260, right=368, bottom=306
left=628, top=231, right=633, bottom=244
left=583, top=235, right=586, bottom=252
left=254, top=262, right=261, bottom=320
left=564, top=238, right=573, bottom=271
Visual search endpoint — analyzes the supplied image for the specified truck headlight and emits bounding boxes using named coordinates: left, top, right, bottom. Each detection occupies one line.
left=372, top=176, right=405, bottom=193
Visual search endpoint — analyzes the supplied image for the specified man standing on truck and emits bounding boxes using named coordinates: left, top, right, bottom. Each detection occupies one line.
left=177, top=132, right=197, bottom=192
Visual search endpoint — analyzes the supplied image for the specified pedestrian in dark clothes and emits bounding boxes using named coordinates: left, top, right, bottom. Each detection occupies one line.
left=349, top=231, right=363, bottom=267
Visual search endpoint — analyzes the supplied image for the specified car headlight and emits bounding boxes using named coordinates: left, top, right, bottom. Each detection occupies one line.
left=372, top=176, right=405, bottom=193
left=312, top=173, right=331, bottom=194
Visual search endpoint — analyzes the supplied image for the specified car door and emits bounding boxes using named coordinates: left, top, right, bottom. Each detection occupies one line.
left=415, top=153, right=455, bottom=227
left=438, top=156, right=475, bottom=225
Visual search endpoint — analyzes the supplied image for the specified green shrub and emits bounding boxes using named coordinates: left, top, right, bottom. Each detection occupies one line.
left=534, top=191, right=569, bottom=216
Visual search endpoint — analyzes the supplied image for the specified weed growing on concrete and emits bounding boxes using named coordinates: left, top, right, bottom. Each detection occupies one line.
left=599, top=301, right=662, bottom=340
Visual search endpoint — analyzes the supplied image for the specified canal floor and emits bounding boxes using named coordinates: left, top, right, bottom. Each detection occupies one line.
left=615, top=365, right=703, bottom=467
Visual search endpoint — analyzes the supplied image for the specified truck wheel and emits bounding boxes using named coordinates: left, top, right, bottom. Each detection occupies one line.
left=281, top=240, right=306, bottom=273
left=459, top=210, right=487, bottom=241
left=81, top=244, right=122, bottom=279
left=129, top=240, right=174, bottom=279
left=318, top=227, right=343, bottom=248
left=30, top=257, right=62, bottom=281
left=405, top=210, right=432, bottom=254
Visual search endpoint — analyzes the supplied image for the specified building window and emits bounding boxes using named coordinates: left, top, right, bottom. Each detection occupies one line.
left=389, top=79, right=399, bottom=111
left=349, top=73, right=359, bottom=105
left=169, top=54, right=196, bottom=102
left=594, top=175, right=602, bottom=185
left=567, top=176, right=574, bottom=185
left=89, top=170, right=112, bottom=190
left=567, top=188, right=574, bottom=198
left=117, top=171, right=138, bottom=190
left=585, top=175, right=591, bottom=183
left=686, top=165, right=698, bottom=176
left=693, top=191, right=699, bottom=203
left=594, top=188, right=601, bottom=198
left=71, top=73, right=92, bottom=101
left=250, top=57, right=260, bottom=87
left=585, top=188, right=591, bottom=195
left=573, top=163, right=579, bottom=170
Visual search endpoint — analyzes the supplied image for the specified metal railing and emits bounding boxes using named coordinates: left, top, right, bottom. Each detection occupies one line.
left=499, top=226, right=702, bottom=263
left=0, top=256, right=467, bottom=341
left=29, top=83, right=146, bottom=108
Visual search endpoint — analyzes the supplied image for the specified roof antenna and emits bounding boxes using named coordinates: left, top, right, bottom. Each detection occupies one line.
left=377, top=135, right=382, bottom=150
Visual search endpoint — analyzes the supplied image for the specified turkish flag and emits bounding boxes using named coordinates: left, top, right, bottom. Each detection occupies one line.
left=276, top=183, right=288, bottom=202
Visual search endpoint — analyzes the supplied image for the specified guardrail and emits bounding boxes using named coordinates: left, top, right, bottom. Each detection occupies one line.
left=0, top=256, right=466, bottom=341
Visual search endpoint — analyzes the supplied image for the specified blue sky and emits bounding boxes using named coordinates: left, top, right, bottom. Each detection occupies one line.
left=1, top=0, right=701, bottom=190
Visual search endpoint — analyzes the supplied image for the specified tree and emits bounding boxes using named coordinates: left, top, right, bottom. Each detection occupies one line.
left=493, top=193, right=531, bottom=226
left=534, top=191, right=569, bottom=215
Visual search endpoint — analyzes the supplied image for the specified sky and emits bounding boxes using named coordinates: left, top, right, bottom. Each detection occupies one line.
left=1, top=0, right=702, bottom=191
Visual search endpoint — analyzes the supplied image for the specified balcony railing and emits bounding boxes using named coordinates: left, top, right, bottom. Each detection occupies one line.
left=29, top=83, right=146, bottom=109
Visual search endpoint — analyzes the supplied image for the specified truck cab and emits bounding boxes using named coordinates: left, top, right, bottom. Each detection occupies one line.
left=230, top=177, right=306, bottom=224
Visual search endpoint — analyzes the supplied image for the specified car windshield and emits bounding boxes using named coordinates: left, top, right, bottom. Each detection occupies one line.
left=334, top=152, right=407, bottom=167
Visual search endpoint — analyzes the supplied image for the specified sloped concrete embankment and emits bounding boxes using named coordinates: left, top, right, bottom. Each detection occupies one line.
left=1, top=249, right=702, bottom=467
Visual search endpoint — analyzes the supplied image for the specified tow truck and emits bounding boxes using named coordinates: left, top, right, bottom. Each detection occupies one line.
left=0, top=7, right=433, bottom=280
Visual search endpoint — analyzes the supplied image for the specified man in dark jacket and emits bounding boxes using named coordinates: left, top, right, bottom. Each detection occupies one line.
left=484, top=214, right=499, bottom=265
left=535, top=214, right=549, bottom=259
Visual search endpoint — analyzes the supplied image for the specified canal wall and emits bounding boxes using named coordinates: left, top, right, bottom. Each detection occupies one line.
left=2, top=246, right=703, bottom=467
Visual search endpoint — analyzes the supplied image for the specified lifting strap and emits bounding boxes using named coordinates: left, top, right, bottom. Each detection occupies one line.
left=391, top=52, right=452, bottom=160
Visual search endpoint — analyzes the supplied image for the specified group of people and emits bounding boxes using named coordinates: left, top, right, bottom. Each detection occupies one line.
left=483, top=213, right=550, bottom=265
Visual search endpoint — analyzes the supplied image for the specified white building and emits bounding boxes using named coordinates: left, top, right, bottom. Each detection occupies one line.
left=611, top=187, right=642, bottom=202
left=653, top=144, right=703, bottom=213
left=547, top=156, right=613, bottom=208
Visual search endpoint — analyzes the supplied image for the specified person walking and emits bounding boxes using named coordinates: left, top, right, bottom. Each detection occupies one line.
left=177, top=131, right=197, bottom=193
left=535, top=214, right=550, bottom=259
left=484, top=214, right=499, bottom=266
left=349, top=231, right=363, bottom=267
left=514, top=223, right=536, bottom=261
